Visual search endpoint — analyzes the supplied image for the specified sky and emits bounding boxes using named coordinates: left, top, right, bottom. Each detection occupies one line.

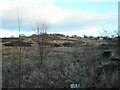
left=0, top=0, right=119, bottom=37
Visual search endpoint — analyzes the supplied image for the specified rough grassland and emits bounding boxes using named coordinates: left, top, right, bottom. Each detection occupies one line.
left=2, top=38, right=119, bottom=88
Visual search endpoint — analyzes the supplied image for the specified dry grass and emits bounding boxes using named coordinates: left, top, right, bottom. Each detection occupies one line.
left=2, top=38, right=119, bottom=88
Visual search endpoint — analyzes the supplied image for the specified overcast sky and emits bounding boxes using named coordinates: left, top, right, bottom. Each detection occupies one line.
left=0, top=0, right=118, bottom=37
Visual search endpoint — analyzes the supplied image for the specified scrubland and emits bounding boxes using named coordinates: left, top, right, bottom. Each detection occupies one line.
left=2, top=36, right=119, bottom=88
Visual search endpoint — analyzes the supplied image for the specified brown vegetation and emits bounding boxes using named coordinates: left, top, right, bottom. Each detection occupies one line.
left=2, top=34, right=119, bottom=88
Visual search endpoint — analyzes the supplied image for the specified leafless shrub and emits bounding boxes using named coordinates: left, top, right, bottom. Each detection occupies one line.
left=33, top=19, right=49, bottom=68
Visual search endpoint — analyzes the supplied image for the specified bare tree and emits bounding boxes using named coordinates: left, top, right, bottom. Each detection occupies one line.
left=17, top=8, right=22, bottom=88
left=32, top=19, right=49, bottom=88
left=34, top=19, right=48, bottom=69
